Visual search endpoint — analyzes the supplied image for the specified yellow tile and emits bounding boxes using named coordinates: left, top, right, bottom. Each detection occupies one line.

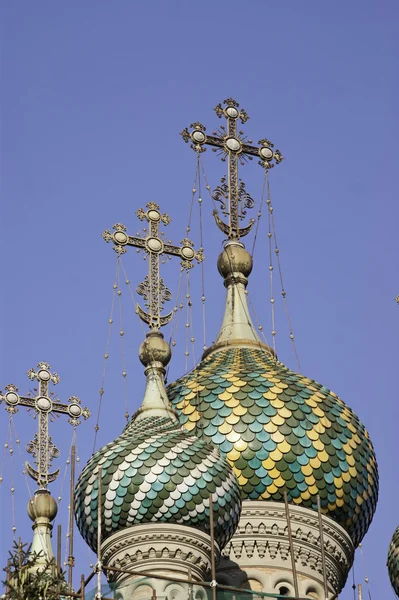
left=314, top=422, right=326, bottom=434
left=226, top=430, right=241, bottom=443
left=219, top=391, right=233, bottom=401
left=278, top=440, right=291, bottom=454
left=219, top=422, right=233, bottom=434
left=269, top=448, right=283, bottom=462
left=270, top=399, right=285, bottom=409
left=302, top=464, right=313, bottom=477
left=309, top=457, right=321, bottom=469
left=227, top=449, right=240, bottom=462
left=267, top=483, right=278, bottom=494
left=349, top=466, right=357, bottom=478
left=269, top=467, right=281, bottom=479
left=184, top=421, right=196, bottom=432
left=334, top=477, right=343, bottom=489
left=225, top=413, right=240, bottom=425
left=225, top=396, right=239, bottom=408
left=264, top=421, right=278, bottom=433
left=262, top=457, right=276, bottom=470
left=235, top=438, right=247, bottom=452
left=271, top=414, right=285, bottom=426
left=313, top=439, right=324, bottom=452
left=278, top=407, right=292, bottom=419
left=271, top=431, right=285, bottom=444
left=318, top=450, right=329, bottom=463
left=274, top=476, right=286, bottom=488
left=307, top=429, right=319, bottom=441
left=226, top=384, right=240, bottom=393
left=233, top=379, right=248, bottom=388
left=263, top=391, right=277, bottom=400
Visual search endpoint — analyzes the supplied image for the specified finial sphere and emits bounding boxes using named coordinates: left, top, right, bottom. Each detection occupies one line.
left=217, top=241, right=253, bottom=280
left=139, top=331, right=172, bottom=367
left=27, top=490, right=58, bottom=522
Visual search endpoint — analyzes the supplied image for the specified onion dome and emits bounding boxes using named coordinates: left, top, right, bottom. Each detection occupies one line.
left=75, top=332, right=241, bottom=552
left=167, top=241, right=378, bottom=547
left=388, top=526, right=399, bottom=596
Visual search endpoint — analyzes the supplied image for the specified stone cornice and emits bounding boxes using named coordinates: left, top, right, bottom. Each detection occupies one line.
left=102, top=523, right=219, bottom=584
left=218, top=501, right=354, bottom=597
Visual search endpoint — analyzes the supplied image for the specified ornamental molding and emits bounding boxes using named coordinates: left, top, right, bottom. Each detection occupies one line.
left=218, top=501, right=354, bottom=597
left=101, top=523, right=219, bottom=583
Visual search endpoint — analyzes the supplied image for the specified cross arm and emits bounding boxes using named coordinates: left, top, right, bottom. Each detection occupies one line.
left=163, top=238, right=204, bottom=269
left=181, top=122, right=283, bottom=168
left=0, top=386, right=90, bottom=427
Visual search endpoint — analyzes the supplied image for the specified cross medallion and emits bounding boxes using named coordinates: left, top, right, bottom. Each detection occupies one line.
left=102, top=202, right=204, bottom=331
left=181, top=98, right=283, bottom=240
left=0, top=362, right=90, bottom=489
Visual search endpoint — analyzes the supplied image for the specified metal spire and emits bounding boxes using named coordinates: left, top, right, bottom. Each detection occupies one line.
left=0, top=362, right=90, bottom=489
left=102, top=202, right=203, bottom=421
left=102, top=201, right=204, bottom=331
left=181, top=98, right=283, bottom=240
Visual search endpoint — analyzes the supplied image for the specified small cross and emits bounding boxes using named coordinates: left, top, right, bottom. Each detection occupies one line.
left=0, top=362, right=90, bottom=489
left=102, top=201, right=204, bottom=331
left=181, top=98, right=283, bottom=240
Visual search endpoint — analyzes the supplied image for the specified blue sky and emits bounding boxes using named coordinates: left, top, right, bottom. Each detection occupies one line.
left=1, top=1, right=398, bottom=597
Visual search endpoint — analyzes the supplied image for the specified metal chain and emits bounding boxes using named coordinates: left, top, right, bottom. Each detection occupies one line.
left=10, top=416, right=32, bottom=499
left=267, top=177, right=301, bottom=372
left=267, top=178, right=277, bottom=356
left=116, top=260, right=129, bottom=422
left=92, top=263, right=119, bottom=454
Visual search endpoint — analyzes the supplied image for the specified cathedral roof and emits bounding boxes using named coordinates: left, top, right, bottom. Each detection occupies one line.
left=168, top=344, right=378, bottom=547
left=74, top=415, right=241, bottom=551
left=388, top=526, right=399, bottom=596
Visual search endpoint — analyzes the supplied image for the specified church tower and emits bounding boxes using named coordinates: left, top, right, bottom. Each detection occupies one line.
left=167, top=99, right=379, bottom=599
left=74, top=203, right=242, bottom=599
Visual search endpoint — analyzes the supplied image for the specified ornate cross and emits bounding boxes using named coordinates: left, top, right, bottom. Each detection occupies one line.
left=0, top=362, right=90, bottom=489
left=181, top=98, right=283, bottom=240
left=102, top=201, right=204, bottom=331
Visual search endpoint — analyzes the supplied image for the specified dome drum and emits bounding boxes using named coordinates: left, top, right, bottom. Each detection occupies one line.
left=101, top=522, right=220, bottom=585
left=217, top=500, right=354, bottom=598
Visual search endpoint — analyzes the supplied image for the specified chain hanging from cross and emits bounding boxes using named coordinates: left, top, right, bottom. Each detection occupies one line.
left=0, top=362, right=90, bottom=489
left=181, top=98, right=283, bottom=241
left=102, top=201, right=204, bottom=331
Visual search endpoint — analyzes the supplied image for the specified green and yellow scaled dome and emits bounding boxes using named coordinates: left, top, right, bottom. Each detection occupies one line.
left=388, top=526, right=399, bottom=596
left=167, top=243, right=378, bottom=547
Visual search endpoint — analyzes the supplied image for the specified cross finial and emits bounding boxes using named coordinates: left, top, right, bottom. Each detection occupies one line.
left=181, top=99, right=283, bottom=240
left=102, top=202, right=204, bottom=331
left=0, top=362, right=90, bottom=489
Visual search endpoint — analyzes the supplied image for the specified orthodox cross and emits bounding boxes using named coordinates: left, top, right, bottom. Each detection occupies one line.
left=102, top=201, right=204, bottom=331
left=0, top=362, right=90, bottom=489
left=181, top=98, right=283, bottom=240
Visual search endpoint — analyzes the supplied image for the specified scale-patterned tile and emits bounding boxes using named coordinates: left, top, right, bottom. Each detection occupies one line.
left=168, top=347, right=378, bottom=546
left=388, top=527, right=399, bottom=596
left=75, top=416, right=241, bottom=552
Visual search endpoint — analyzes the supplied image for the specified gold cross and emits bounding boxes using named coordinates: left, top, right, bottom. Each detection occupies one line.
left=102, top=202, right=204, bottom=331
left=0, top=362, right=90, bottom=489
left=181, top=98, right=283, bottom=240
